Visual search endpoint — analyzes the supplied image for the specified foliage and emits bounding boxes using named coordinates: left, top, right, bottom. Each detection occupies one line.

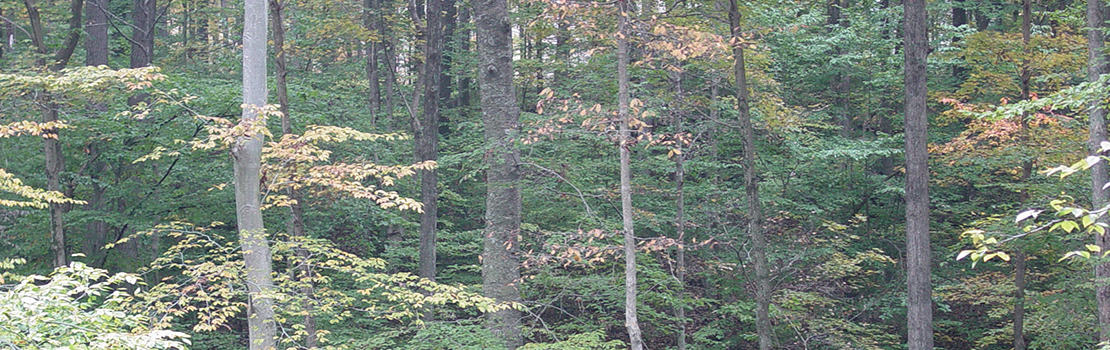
left=0, top=259, right=189, bottom=349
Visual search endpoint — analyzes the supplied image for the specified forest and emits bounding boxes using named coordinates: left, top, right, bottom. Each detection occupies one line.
left=0, top=0, right=1109, bottom=346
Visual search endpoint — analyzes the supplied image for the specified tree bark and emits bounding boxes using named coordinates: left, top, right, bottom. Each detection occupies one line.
left=729, top=1, right=772, bottom=349
left=671, top=70, right=687, bottom=350
left=237, top=0, right=278, bottom=347
left=904, top=0, right=933, bottom=347
left=1089, top=0, right=1110, bottom=339
left=616, top=2, right=644, bottom=349
left=85, top=0, right=108, bottom=66
left=24, top=0, right=82, bottom=268
left=364, top=0, right=382, bottom=119
left=270, top=1, right=316, bottom=347
left=474, top=0, right=523, bottom=344
left=417, top=0, right=445, bottom=321
left=129, top=0, right=156, bottom=68
left=1013, top=250, right=1027, bottom=350
left=128, top=0, right=156, bottom=106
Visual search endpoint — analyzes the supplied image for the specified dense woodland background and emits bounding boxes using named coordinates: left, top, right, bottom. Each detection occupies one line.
left=2, top=0, right=1110, bottom=347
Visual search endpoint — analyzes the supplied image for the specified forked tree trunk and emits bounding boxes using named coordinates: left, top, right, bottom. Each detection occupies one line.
left=474, top=0, right=523, bottom=344
left=237, top=0, right=278, bottom=347
left=728, top=1, right=771, bottom=349
left=616, top=2, right=644, bottom=349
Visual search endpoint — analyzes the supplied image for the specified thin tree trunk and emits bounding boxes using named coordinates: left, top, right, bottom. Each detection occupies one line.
left=952, top=0, right=968, bottom=79
left=474, top=0, right=523, bottom=344
left=270, top=1, right=317, bottom=347
left=364, top=0, right=382, bottom=119
left=671, top=70, right=687, bottom=350
left=1013, top=2, right=1031, bottom=348
left=1089, top=0, right=1110, bottom=339
left=237, top=0, right=278, bottom=347
left=617, top=2, right=644, bottom=349
left=417, top=0, right=445, bottom=321
left=729, top=1, right=771, bottom=349
left=24, top=0, right=82, bottom=268
left=454, top=5, right=472, bottom=109
left=1013, top=250, right=1027, bottom=350
left=904, top=0, right=933, bottom=346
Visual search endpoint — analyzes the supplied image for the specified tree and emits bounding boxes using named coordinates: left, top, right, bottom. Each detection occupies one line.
left=616, top=1, right=643, bottom=348
left=474, top=0, right=524, bottom=345
left=1089, top=0, right=1110, bottom=339
left=22, top=0, right=83, bottom=268
left=234, top=0, right=278, bottom=346
left=728, top=0, right=771, bottom=348
left=417, top=0, right=445, bottom=306
left=904, top=0, right=932, bottom=347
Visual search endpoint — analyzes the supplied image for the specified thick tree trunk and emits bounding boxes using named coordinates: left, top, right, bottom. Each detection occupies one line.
left=128, top=0, right=156, bottom=106
left=129, top=0, right=156, bottom=68
left=237, top=0, right=278, bottom=347
left=474, top=0, right=523, bottom=344
left=729, top=1, right=772, bottom=349
left=1089, top=0, right=1110, bottom=339
left=417, top=0, right=445, bottom=321
left=616, top=2, right=644, bottom=349
left=85, top=0, right=108, bottom=66
left=904, top=0, right=933, bottom=347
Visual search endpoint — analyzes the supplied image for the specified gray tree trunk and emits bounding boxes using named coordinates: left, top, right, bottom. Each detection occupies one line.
left=237, top=0, right=278, bottom=347
left=904, top=0, right=933, bottom=347
left=270, top=1, right=316, bottom=347
left=417, top=0, right=445, bottom=321
left=1089, top=0, right=1110, bottom=339
left=85, top=0, right=108, bottom=66
left=474, top=0, right=523, bottom=344
left=616, top=2, right=644, bottom=349
left=729, top=1, right=772, bottom=348
left=24, top=0, right=82, bottom=268
left=671, top=70, right=687, bottom=350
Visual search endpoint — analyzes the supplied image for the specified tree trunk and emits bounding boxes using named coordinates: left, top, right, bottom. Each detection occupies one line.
left=1013, top=2, right=1031, bottom=348
left=364, top=0, right=382, bottom=119
left=128, top=0, right=156, bottom=105
left=237, top=0, right=278, bottom=347
left=417, top=0, right=445, bottom=321
left=270, top=1, right=317, bottom=347
left=1013, top=250, right=1027, bottom=350
left=474, top=0, right=523, bottom=345
left=904, top=0, right=933, bottom=347
left=129, top=0, right=156, bottom=68
left=454, top=5, right=472, bottom=109
left=85, top=0, right=108, bottom=66
left=1089, top=0, right=1110, bottom=339
left=24, top=0, right=82, bottom=268
left=729, top=1, right=772, bottom=349
left=616, top=2, right=644, bottom=349
left=671, top=70, right=687, bottom=350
